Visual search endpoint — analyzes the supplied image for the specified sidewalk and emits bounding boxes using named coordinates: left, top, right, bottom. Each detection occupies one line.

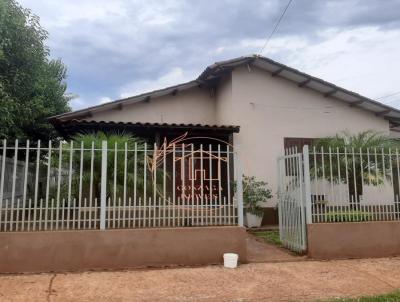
left=1, top=258, right=400, bottom=302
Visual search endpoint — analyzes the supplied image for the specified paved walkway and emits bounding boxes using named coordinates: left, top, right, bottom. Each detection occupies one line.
left=1, top=258, right=400, bottom=301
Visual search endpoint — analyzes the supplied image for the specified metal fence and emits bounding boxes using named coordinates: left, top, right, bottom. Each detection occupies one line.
left=278, top=145, right=400, bottom=252
left=0, top=139, right=243, bottom=232
left=308, top=146, right=400, bottom=223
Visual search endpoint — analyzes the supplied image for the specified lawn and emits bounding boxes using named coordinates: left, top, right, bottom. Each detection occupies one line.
left=250, top=230, right=282, bottom=246
left=321, top=291, right=400, bottom=301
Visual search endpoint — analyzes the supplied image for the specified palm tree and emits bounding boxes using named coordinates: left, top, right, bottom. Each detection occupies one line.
left=313, top=130, right=400, bottom=203
left=51, top=131, right=163, bottom=204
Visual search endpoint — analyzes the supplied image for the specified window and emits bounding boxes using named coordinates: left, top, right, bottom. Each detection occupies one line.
left=283, top=137, right=316, bottom=176
left=284, top=137, right=315, bottom=152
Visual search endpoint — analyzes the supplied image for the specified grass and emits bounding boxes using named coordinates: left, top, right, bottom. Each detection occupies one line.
left=320, top=291, right=400, bottom=302
left=325, top=210, right=372, bottom=222
left=251, top=230, right=282, bottom=246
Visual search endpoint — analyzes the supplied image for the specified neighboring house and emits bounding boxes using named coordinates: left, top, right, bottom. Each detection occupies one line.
left=49, top=55, right=400, bottom=223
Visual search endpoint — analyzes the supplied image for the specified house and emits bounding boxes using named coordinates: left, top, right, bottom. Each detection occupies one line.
left=49, top=55, right=400, bottom=225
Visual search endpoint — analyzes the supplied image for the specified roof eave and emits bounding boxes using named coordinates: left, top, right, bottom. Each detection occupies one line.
left=49, top=80, right=200, bottom=122
left=51, top=54, right=400, bottom=127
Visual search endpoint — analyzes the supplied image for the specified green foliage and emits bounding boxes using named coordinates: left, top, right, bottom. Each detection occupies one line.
left=241, top=176, right=272, bottom=217
left=315, top=130, right=398, bottom=151
left=51, top=132, right=163, bottom=202
left=0, top=0, right=71, bottom=141
left=313, top=130, right=400, bottom=198
left=322, top=290, right=400, bottom=302
left=252, top=230, right=282, bottom=246
left=325, top=211, right=372, bottom=222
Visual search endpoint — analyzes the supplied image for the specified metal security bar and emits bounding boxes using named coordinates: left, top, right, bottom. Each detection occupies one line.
left=277, top=147, right=307, bottom=253
left=306, top=146, right=400, bottom=223
left=0, top=139, right=243, bottom=232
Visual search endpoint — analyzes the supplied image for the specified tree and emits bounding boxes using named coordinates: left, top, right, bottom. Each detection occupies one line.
left=313, top=130, right=400, bottom=202
left=0, top=0, right=71, bottom=141
left=52, top=132, right=163, bottom=203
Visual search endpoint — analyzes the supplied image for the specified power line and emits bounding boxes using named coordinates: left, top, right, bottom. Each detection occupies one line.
left=258, top=0, right=294, bottom=55
left=375, top=91, right=400, bottom=101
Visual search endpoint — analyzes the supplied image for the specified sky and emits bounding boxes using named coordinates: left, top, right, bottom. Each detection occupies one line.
left=19, top=0, right=400, bottom=111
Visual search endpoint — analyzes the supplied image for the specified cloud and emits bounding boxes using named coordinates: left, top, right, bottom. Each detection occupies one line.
left=18, top=0, right=400, bottom=109
left=273, top=27, right=400, bottom=102
left=99, top=96, right=113, bottom=104
left=119, top=67, right=193, bottom=98
left=69, top=97, right=86, bottom=109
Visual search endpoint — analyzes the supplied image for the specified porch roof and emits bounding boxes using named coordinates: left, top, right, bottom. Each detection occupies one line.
left=53, top=119, right=240, bottom=139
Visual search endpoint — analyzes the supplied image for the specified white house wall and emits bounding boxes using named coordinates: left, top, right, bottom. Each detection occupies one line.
left=219, top=66, right=390, bottom=206
left=78, top=64, right=392, bottom=207
left=310, top=180, right=394, bottom=206
left=88, top=87, right=217, bottom=125
left=215, top=74, right=232, bottom=124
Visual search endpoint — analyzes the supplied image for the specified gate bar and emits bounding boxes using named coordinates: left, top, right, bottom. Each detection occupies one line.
left=303, top=145, right=312, bottom=224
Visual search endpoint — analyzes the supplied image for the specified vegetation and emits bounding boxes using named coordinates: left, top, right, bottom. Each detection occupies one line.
left=321, top=290, right=400, bottom=302
left=313, top=130, right=400, bottom=201
left=0, top=0, right=71, bottom=141
left=51, top=132, right=162, bottom=202
left=325, top=210, right=372, bottom=222
left=252, top=230, right=281, bottom=246
left=241, top=176, right=272, bottom=217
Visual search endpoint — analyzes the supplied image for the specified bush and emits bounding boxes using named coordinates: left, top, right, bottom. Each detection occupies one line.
left=325, top=210, right=372, bottom=222
left=241, top=176, right=272, bottom=217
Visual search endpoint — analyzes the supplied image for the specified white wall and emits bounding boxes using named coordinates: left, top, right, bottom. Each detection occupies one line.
left=89, top=87, right=217, bottom=125
left=215, top=74, right=232, bottom=124
left=217, top=66, right=390, bottom=206
left=311, top=181, right=394, bottom=206
left=81, top=64, right=391, bottom=207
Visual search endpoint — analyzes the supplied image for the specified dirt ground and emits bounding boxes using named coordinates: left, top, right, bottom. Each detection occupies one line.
left=0, top=234, right=398, bottom=302
left=246, top=232, right=305, bottom=263
left=1, top=257, right=400, bottom=302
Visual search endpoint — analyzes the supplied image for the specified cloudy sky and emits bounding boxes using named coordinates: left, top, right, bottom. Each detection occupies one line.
left=19, top=0, right=400, bottom=110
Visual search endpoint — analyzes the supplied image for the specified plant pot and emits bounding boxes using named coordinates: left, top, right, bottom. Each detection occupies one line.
left=245, top=212, right=263, bottom=228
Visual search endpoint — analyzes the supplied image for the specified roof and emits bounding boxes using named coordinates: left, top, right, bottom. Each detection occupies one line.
left=50, top=55, right=400, bottom=128
left=53, top=119, right=240, bottom=138
left=50, top=80, right=200, bottom=121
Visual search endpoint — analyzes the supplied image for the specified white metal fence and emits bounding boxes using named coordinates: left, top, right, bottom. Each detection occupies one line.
left=0, top=139, right=243, bottom=232
left=278, top=145, right=400, bottom=252
left=308, top=146, right=400, bottom=223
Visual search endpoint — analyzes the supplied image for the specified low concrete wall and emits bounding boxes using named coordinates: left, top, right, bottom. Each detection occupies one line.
left=0, top=226, right=246, bottom=273
left=308, top=221, right=400, bottom=259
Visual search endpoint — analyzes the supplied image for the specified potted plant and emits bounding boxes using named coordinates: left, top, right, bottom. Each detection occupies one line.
left=241, top=176, right=272, bottom=228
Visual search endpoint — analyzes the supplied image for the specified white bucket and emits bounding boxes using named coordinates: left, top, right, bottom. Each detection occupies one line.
left=223, top=253, right=239, bottom=269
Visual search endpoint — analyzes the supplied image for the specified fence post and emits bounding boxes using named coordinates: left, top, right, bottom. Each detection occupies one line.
left=100, top=140, right=107, bottom=230
left=303, top=145, right=312, bottom=224
left=234, top=147, right=244, bottom=227
left=0, top=139, right=6, bottom=228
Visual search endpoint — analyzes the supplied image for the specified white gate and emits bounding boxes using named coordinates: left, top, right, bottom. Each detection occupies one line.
left=277, top=149, right=307, bottom=253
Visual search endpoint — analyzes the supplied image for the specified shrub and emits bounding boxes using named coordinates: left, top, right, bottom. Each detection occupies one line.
left=241, top=176, right=272, bottom=217
left=325, top=210, right=372, bottom=222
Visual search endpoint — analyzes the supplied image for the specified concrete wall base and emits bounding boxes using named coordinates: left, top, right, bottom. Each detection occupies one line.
left=308, top=221, right=400, bottom=260
left=0, top=226, right=247, bottom=273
